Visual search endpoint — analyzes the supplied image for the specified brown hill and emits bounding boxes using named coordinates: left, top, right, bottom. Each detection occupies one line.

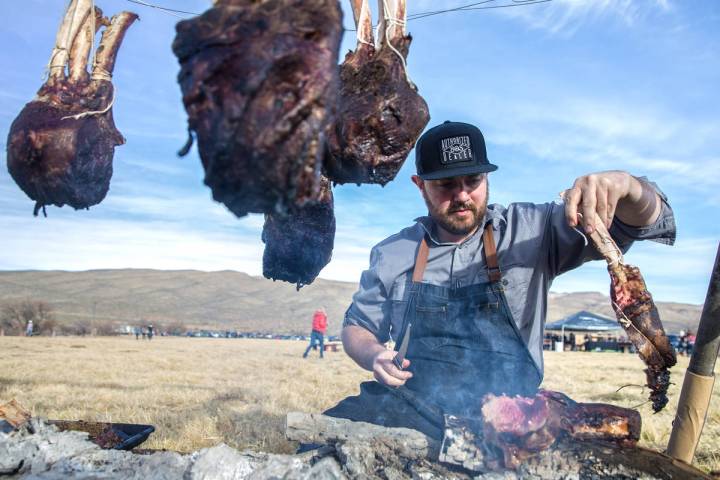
left=0, top=270, right=703, bottom=335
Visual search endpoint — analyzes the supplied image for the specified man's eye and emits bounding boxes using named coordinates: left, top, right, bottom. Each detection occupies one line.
left=468, top=177, right=484, bottom=187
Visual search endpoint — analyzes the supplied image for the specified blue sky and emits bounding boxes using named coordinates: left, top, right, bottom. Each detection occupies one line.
left=1, top=0, right=718, bottom=304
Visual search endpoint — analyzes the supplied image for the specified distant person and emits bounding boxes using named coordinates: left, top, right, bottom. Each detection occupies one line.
left=303, top=308, right=327, bottom=359
left=25, top=320, right=33, bottom=337
left=147, top=324, right=154, bottom=340
left=678, top=332, right=689, bottom=356
left=686, top=330, right=696, bottom=356
left=135, top=326, right=141, bottom=340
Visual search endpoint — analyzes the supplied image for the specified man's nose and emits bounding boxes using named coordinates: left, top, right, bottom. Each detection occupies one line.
left=454, top=188, right=471, bottom=202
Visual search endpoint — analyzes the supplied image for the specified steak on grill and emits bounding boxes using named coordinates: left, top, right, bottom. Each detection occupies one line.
left=324, top=0, right=430, bottom=185
left=262, top=176, right=335, bottom=288
left=480, top=390, right=641, bottom=470
left=588, top=217, right=677, bottom=412
left=6, top=0, right=137, bottom=216
left=173, top=0, right=342, bottom=217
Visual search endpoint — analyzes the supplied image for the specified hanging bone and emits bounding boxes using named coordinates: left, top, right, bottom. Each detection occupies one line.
left=587, top=217, right=677, bottom=413
left=262, top=176, right=335, bottom=289
left=173, top=0, right=342, bottom=217
left=324, top=0, right=430, bottom=185
left=6, top=0, right=137, bottom=216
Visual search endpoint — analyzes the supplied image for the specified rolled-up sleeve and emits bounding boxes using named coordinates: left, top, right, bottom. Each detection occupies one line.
left=608, top=178, right=676, bottom=246
left=546, top=177, right=676, bottom=278
left=343, top=246, right=392, bottom=343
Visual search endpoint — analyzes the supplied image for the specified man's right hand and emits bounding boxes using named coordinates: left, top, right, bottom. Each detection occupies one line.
left=372, top=350, right=413, bottom=387
left=342, top=325, right=414, bottom=387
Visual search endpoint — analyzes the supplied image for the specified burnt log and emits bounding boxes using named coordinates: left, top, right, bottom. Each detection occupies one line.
left=262, top=176, right=335, bottom=288
left=324, top=0, right=430, bottom=185
left=173, top=0, right=342, bottom=217
left=6, top=0, right=137, bottom=216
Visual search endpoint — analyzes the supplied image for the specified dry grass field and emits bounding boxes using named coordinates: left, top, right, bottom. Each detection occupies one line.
left=1, top=336, right=718, bottom=473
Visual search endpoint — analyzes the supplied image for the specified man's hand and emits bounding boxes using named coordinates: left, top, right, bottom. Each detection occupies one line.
left=561, top=170, right=660, bottom=234
left=372, top=350, right=413, bottom=387
left=342, top=325, right=413, bottom=387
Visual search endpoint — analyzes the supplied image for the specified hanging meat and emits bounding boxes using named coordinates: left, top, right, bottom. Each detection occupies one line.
left=324, top=0, right=430, bottom=185
left=173, top=0, right=342, bottom=218
left=6, top=0, right=137, bottom=216
left=479, top=390, right=641, bottom=470
left=588, top=217, right=677, bottom=412
left=262, top=176, right=335, bottom=288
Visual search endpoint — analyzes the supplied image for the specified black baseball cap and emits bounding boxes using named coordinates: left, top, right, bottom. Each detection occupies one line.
left=415, top=121, right=498, bottom=180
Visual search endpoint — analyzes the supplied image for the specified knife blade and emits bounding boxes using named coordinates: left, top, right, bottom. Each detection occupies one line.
left=393, top=323, right=412, bottom=369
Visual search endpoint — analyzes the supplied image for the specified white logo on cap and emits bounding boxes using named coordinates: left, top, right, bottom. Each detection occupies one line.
left=440, top=136, right=473, bottom=164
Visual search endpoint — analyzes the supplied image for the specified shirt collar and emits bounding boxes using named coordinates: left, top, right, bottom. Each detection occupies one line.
left=414, top=204, right=505, bottom=247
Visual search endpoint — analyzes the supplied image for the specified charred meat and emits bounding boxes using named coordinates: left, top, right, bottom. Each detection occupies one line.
left=262, top=176, right=335, bottom=288
left=7, top=0, right=137, bottom=216
left=324, top=0, right=429, bottom=185
left=173, top=0, right=342, bottom=217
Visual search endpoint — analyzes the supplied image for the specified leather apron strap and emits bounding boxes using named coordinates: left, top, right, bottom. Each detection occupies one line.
left=412, top=223, right=502, bottom=283
left=483, top=223, right=502, bottom=283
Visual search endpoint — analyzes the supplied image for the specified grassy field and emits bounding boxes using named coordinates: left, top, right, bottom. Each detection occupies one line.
left=1, top=336, right=718, bottom=472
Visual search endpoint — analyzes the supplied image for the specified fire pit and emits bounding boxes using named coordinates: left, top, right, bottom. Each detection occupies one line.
left=286, top=412, right=713, bottom=479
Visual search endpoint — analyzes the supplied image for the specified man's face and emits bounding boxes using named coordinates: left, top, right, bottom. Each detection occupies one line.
left=413, top=174, right=489, bottom=237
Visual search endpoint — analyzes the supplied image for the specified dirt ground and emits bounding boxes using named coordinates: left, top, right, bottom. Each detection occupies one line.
left=0, top=336, right=717, bottom=472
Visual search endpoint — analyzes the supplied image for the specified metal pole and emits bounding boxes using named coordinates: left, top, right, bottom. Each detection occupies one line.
left=667, top=242, right=720, bottom=463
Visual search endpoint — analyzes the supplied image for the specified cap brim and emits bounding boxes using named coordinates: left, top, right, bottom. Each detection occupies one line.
left=418, top=163, right=498, bottom=180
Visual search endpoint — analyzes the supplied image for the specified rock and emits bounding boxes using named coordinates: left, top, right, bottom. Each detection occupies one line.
left=188, top=444, right=258, bottom=479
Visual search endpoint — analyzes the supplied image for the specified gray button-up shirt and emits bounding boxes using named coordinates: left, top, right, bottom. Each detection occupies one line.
left=343, top=181, right=676, bottom=377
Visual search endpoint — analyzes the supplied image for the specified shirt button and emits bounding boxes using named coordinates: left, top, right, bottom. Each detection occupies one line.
left=502, top=279, right=509, bottom=286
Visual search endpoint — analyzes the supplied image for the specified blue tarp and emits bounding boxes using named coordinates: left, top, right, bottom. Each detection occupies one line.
left=545, top=310, right=621, bottom=332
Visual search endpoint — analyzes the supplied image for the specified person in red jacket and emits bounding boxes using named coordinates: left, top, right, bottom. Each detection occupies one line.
left=303, top=308, right=327, bottom=359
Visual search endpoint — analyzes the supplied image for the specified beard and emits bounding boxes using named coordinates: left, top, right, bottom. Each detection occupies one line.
left=422, top=191, right=487, bottom=237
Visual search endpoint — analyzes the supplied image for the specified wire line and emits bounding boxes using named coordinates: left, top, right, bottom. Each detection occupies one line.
left=126, top=0, right=200, bottom=18
left=123, top=0, right=552, bottom=26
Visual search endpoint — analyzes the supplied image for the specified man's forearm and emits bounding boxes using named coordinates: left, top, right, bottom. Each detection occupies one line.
left=342, top=325, right=387, bottom=372
left=615, top=175, right=662, bottom=227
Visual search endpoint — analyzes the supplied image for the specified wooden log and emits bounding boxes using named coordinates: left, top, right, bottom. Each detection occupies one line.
left=285, top=412, right=438, bottom=460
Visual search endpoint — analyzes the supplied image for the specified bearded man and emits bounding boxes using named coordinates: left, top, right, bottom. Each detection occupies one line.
left=323, top=121, right=676, bottom=439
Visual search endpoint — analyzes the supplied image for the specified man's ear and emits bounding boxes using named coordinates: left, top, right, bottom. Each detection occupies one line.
left=411, top=175, right=424, bottom=191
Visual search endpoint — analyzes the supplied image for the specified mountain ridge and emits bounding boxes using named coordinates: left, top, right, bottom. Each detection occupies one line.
left=0, top=269, right=703, bottom=335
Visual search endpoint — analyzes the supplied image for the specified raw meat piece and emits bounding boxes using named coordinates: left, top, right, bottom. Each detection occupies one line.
left=481, top=390, right=641, bottom=470
left=588, top=218, right=677, bottom=412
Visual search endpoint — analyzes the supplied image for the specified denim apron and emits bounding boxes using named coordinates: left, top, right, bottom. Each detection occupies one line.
left=324, top=223, right=542, bottom=439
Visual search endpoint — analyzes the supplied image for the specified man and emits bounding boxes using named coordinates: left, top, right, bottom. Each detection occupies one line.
left=303, top=308, right=328, bottom=359
left=324, top=121, right=675, bottom=439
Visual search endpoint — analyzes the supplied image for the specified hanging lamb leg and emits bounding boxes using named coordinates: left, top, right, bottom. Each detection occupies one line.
left=262, top=176, right=336, bottom=289
left=587, top=217, right=677, bottom=412
left=325, top=0, right=430, bottom=185
left=6, top=0, right=137, bottom=216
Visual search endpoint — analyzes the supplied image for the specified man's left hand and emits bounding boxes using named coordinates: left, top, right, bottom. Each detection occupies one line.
left=561, top=170, right=648, bottom=234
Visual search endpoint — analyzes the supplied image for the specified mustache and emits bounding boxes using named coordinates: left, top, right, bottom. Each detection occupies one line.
left=448, top=201, right=477, bottom=213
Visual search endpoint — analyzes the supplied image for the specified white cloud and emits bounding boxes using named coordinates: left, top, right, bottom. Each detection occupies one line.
left=477, top=93, right=720, bottom=194
left=492, top=0, right=673, bottom=35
